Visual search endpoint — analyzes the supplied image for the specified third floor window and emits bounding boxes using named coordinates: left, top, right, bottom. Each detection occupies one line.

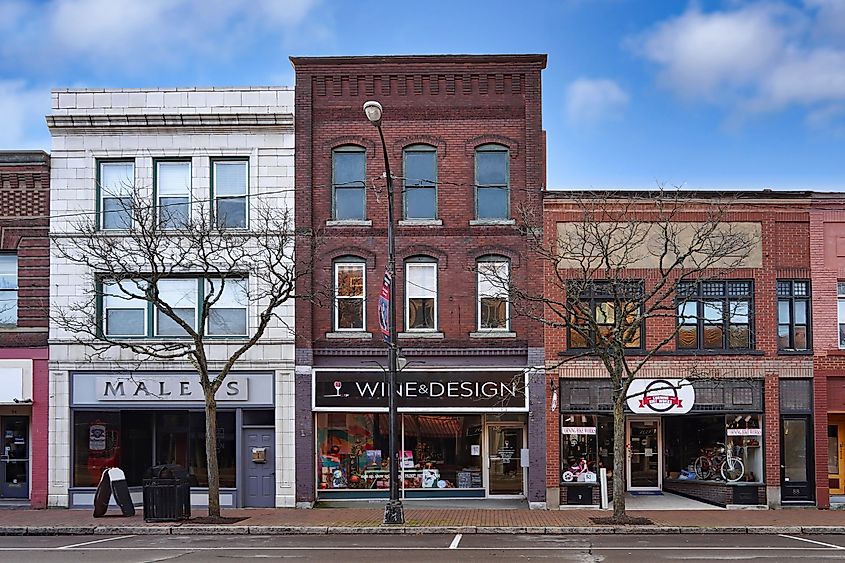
left=403, top=145, right=436, bottom=220
left=156, top=160, right=191, bottom=229
left=99, top=160, right=134, bottom=230
left=475, top=144, right=509, bottom=220
left=213, top=160, right=248, bottom=229
left=332, top=146, right=366, bottom=221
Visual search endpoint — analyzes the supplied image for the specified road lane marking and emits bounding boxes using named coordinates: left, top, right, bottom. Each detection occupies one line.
left=779, top=534, right=845, bottom=550
left=57, top=535, right=136, bottom=550
left=449, top=534, right=462, bottom=549
left=0, top=545, right=837, bottom=552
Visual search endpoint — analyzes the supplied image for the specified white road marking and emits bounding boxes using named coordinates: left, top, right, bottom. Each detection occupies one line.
left=57, top=535, right=136, bottom=549
left=449, top=534, right=462, bottom=549
left=779, top=534, right=845, bottom=550
left=0, top=545, right=837, bottom=552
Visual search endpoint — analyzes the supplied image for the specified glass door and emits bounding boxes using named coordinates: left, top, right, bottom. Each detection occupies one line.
left=781, top=416, right=814, bottom=502
left=829, top=420, right=845, bottom=496
left=0, top=416, right=29, bottom=499
left=627, top=418, right=661, bottom=491
left=487, top=425, right=524, bottom=496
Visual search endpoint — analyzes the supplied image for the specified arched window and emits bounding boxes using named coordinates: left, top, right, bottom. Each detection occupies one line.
left=474, top=144, right=509, bottom=220
left=334, top=257, right=366, bottom=331
left=405, top=257, right=438, bottom=331
left=332, top=146, right=366, bottom=220
left=403, top=144, right=437, bottom=220
left=477, top=257, right=509, bottom=330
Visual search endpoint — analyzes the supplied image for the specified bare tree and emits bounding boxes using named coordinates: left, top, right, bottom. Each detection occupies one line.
left=51, top=189, right=312, bottom=518
left=482, top=187, right=759, bottom=522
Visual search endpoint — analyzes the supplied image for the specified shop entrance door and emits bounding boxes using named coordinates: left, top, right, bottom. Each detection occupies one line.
left=486, top=425, right=525, bottom=496
left=242, top=427, right=275, bottom=508
left=0, top=416, right=29, bottom=499
left=781, top=415, right=814, bottom=503
left=829, top=416, right=845, bottom=496
left=626, top=418, right=661, bottom=491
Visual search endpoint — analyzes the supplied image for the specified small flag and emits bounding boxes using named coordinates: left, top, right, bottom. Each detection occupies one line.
left=378, top=270, right=391, bottom=343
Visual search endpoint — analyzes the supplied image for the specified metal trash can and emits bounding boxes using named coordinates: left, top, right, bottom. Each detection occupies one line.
left=143, top=464, right=191, bottom=522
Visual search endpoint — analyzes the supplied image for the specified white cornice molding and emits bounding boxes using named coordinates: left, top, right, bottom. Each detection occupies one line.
left=46, top=113, right=294, bottom=132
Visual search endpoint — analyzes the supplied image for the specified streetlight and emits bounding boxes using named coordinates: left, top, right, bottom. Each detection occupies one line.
left=364, top=100, right=404, bottom=525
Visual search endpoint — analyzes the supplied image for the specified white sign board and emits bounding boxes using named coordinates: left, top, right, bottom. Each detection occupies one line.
left=727, top=428, right=762, bottom=436
left=0, top=368, right=24, bottom=403
left=626, top=378, right=695, bottom=414
left=95, top=375, right=248, bottom=402
left=561, top=426, right=597, bottom=435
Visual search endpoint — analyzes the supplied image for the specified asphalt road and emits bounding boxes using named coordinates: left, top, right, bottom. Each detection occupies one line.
left=3, top=533, right=845, bottom=561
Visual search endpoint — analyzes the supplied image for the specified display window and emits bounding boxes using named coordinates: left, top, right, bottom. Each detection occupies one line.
left=664, top=414, right=763, bottom=483
left=560, top=414, right=614, bottom=483
left=315, top=413, right=485, bottom=491
left=72, top=410, right=237, bottom=488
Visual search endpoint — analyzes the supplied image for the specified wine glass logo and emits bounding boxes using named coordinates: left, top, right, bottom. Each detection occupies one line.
left=333, top=381, right=342, bottom=396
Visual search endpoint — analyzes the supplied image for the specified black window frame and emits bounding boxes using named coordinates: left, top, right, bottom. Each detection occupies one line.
left=777, top=279, right=811, bottom=353
left=676, top=280, right=755, bottom=352
left=566, top=280, right=644, bottom=351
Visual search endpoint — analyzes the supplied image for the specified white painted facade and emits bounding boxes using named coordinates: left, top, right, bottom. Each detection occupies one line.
left=47, top=87, right=296, bottom=508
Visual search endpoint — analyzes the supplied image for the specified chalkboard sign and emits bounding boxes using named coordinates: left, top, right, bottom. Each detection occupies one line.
left=457, top=471, right=473, bottom=488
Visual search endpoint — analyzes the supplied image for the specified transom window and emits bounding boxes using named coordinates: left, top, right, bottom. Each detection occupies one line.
left=334, top=262, right=365, bottom=331
left=0, top=254, right=19, bottom=327
left=332, top=146, right=366, bottom=220
left=99, top=160, right=134, bottom=230
left=102, top=277, right=248, bottom=338
left=405, top=260, right=437, bottom=331
left=156, top=160, right=191, bottom=229
left=403, top=145, right=437, bottom=219
left=777, top=280, right=811, bottom=352
left=567, top=281, right=643, bottom=349
left=213, top=160, right=248, bottom=229
left=477, top=259, right=509, bottom=330
left=475, top=145, right=509, bottom=220
left=677, top=280, right=753, bottom=351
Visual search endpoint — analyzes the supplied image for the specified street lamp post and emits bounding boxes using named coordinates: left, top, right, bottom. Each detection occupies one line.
left=364, top=100, right=405, bottom=525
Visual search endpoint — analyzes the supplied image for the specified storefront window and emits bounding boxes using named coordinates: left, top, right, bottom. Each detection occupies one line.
left=560, top=414, right=614, bottom=481
left=401, top=415, right=482, bottom=489
left=72, top=410, right=236, bottom=488
left=664, top=414, right=762, bottom=483
left=316, top=413, right=389, bottom=490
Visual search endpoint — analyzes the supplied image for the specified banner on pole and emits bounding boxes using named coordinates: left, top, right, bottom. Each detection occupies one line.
left=378, top=270, right=391, bottom=343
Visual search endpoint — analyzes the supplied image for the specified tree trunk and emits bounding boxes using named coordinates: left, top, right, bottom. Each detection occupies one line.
left=204, top=390, right=221, bottom=519
left=612, top=390, right=627, bottom=521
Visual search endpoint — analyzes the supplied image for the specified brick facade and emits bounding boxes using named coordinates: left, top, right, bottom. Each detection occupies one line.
left=0, top=151, right=50, bottom=508
left=292, top=55, right=547, bottom=506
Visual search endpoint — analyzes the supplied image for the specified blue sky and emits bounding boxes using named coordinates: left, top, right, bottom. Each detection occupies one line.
left=1, top=0, right=843, bottom=190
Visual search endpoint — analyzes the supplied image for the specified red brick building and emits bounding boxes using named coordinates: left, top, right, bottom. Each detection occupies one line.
left=0, top=151, right=49, bottom=508
left=544, top=191, right=820, bottom=509
left=291, top=55, right=547, bottom=506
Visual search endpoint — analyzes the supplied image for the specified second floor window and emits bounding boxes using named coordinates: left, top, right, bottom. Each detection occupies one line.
left=677, top=280, right=753, bottom=351
left=777, top=280, right=810, bottom=352
left=155, top=278, right=197, bottom=336
left=477, top=259, right=509, bottom=330
left=156, top=160, right=191, bottom=229
left=0, top=254, right=18, bottom=327
left=403, top=145, right=436, bottom=219
left=568, top=281, right=643, bottom=350
left=475, top=144, right=509, bottom=220
left=332, top=147, right=366, bottom=220
left=406, top=260, right=437, bottom=330
left=99, top=160, right=134, bottom=230
left=213, top=160, right=247, bottom=229
left=334, top=262, right=365, bottom=331
left=838, top=282, right=845, bottom=348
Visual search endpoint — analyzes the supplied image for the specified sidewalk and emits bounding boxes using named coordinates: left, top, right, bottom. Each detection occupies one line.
left=1, top=506, right=845, bottom=535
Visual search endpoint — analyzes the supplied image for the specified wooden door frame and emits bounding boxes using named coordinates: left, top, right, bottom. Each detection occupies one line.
left=829, top=415, right=845, bottom=496
left=626, top=417, right=662, bottom=492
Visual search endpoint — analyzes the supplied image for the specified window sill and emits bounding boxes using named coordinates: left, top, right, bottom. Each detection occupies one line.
left=469, top=219, right=515, bottom=226
left=558, top=349, right=646, bottom=356
left=326, top=220, right=372, bottom=227
left=325, top=331, right=373, bottom=340
left=0, top=327, right=48, bottom=333
left=659, top=349, right=765, bottom=356
left=398, top=331, right=444, bottom=339
left=777, top=349, right=813, bottom=356
left=398, top=219, right=442, bottom=227
left=469, top=331, right=516, bottom=339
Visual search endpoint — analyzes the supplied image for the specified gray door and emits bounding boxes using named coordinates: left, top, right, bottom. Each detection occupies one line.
left=242, top=428, right=275, bottom=507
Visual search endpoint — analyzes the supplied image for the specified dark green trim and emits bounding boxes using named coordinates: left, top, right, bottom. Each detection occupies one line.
left=210, top=157, right=250, bottom=229
left=152, top=157, right=192, bottom=230
left=95, top=158, right=135, bottom=231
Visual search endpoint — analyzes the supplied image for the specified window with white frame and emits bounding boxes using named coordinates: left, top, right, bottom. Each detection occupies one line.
left=156, top=160, right=191, bottom=229
left=99, top=161, right=134, bottom=230
left=207, top=278, right=248, bottom=336
left=405, top=260, right=437, bottom=331
left=403, top=145, right=437, bottom=219
left=478, top=259, right=509, bottom=330
left=0, top=255, right=18, bottom=327
left=213, top=160, right=248, bottom=229
left=334, top=262, right=365, bottom=331
left=103, top=279, right=147, bottom=337
left=155, top=278, right=197, bottom=336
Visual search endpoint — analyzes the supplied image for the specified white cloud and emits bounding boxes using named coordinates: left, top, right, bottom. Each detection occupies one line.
left=0, top=80, right=50, bottom=149
left=631, top=1, right=845, bottom=127
left=0, top=0, right=322, bottom=70
left=566, top=78, right=629, bottom=125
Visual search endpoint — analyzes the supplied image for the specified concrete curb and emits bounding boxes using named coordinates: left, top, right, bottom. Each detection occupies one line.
left=3, top=525, right=845, bottom=536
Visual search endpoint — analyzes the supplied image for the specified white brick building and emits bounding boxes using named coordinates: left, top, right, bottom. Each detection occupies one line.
left=47, top=87, right=297, bottom=508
